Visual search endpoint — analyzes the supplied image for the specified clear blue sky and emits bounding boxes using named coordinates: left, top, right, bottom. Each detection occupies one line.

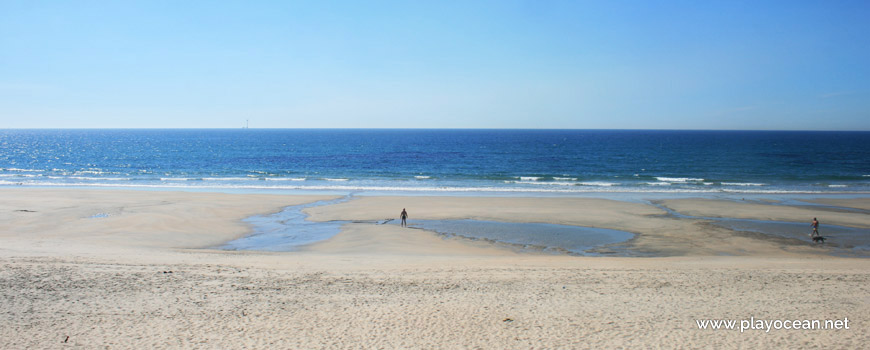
left=1, top=0, right=868, bottom=129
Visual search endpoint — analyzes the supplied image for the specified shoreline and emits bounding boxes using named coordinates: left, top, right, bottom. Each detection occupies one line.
left=3, top=187, right=869, bottom=257
left=4, top=183, right=870, bottom=196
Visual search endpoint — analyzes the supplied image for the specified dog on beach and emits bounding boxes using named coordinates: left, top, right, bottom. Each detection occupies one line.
left=812, top=236, right=826, bottom=243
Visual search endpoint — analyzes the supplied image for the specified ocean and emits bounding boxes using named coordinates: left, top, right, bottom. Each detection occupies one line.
left=1, top=129, right=868, bottom=194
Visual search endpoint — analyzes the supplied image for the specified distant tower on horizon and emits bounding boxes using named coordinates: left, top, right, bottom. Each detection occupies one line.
left=245, top=119, right=249, bottom=129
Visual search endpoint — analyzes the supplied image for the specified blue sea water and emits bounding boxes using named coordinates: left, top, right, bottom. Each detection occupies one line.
left=1, top=129, right=868, bottom=194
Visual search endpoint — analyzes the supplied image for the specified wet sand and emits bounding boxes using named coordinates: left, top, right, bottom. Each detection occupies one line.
left=657, top=197, right=870, bottom=229
left=1, top=189, right=868, bottom=349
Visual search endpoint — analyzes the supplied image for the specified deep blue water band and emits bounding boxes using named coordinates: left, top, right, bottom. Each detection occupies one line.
left=1, top=129, right=868, bottom=193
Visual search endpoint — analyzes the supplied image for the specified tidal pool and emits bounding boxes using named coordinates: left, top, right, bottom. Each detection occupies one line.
left=221, top=195, right=637, bottom=255
left=393, top=219, right=637, bottom=256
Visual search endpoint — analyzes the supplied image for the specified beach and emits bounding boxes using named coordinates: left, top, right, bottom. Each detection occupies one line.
left=5, top=0, right=870, bottom=347
left=1, top=188, right=868, bottom=349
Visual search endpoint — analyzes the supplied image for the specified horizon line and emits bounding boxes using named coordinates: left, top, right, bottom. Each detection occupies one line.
left=2, top=127, right=869, bottom=132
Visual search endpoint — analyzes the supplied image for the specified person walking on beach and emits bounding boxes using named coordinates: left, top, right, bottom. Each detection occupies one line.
left=811, top=217, right=820, bottom=237
left=400, top=208, right=408, bottom=227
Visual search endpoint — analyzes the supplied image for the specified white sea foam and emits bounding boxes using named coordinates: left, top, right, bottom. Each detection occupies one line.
left=75, top=170, right=115, bottom=175
left=719, top=189, right=825, bottom=194
left=721, top=182, right=766, bottom=186
left=324, top=178, right=349, bottom=181
left=647, top=182, right=672, bottom=186
left=415, top=176, right=431, bottom=179
left=656, top=177, right=704, bottom=182
left=68, top=176, right=130, bottom=181
left=265, top=177, right=306, bottom=181
left=520, top=177, right=542, bottom=181
left=507, top=180, right=618, bottom=187
left=2, top=180, right=846, bottom=194
left=578, top=182, right=617, bottom=187
left=202, top=177, right=258, bottom=181
left=828, top=185, right=848, bottom=188
left=553, top=177, right=578, bottom=181
left=517, top=181, right=577, bottom=186
left=2, top=168, right=44, bottom=172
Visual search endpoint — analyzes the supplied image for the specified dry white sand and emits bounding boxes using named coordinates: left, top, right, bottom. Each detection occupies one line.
left=1, top=189, right=868, bottom=349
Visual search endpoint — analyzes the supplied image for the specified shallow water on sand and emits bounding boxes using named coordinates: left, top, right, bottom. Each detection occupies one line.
left=221, top=195, right=637, bottom=255
left=391, top=220, right=636, bottom=256
left=650, top=201, right=870, bottom=256
left=223, top=196, right=867, bottom=256
left=714, top=220, right=869, bottom=253
left=219, top=196, right=351, bottom=251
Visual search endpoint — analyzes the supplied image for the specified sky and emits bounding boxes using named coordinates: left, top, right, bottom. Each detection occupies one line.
left=1, top=0, right=868, bottom=130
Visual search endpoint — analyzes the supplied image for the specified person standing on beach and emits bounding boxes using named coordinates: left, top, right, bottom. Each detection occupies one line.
left=811, top=217, right=820, bottom=237
left=400, top=208, right=408, bottom=227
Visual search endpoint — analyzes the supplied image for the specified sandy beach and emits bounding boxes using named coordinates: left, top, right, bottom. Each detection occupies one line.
left=1, top=188, right=868, bottom=349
